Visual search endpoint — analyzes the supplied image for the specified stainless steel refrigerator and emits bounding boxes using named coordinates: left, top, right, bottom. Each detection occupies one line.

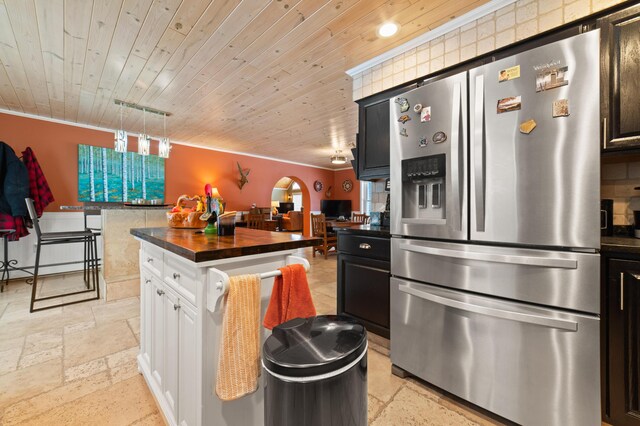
left=389, top=30, right=601, bottom=426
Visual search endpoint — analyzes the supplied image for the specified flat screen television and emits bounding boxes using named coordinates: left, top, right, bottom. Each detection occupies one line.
left=277, top=202, right=295, bottom=214
left=320, top=200, right=352, bottom=219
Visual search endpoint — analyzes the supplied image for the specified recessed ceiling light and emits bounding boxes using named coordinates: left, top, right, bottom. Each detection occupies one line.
left=378, top=22, right=399, bottom=38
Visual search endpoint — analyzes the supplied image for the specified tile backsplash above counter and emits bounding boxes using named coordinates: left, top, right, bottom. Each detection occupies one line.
left=602, top=156, right=640, bottom=225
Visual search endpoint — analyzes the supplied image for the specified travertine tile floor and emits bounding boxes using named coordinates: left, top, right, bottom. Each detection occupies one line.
left=0, top=247, right=503, bottom=425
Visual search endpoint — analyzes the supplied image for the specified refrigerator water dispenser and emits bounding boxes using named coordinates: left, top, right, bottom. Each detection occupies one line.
left=401, top=154, right=446, bottom=221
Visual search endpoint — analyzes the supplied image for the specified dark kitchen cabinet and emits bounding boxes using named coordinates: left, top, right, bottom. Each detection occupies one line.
left=605, top=258, right=640, bottom=426
left=599, top=3, right=640, bottom=151
left=337, top=232, right=390, bottom=338
left=357, top=84, right=416, bottom=180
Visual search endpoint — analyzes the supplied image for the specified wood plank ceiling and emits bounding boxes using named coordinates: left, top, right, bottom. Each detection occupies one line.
left=0, top=0, right=487, bottom=168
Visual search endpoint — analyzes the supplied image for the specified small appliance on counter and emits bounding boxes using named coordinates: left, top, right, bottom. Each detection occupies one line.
left=601, top=199, right=613, bottom=236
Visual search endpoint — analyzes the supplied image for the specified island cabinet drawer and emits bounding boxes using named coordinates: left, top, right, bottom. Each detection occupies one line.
left=163, top=255, right=197, bottom=306
left=338, top=235, right=390, bottom=261
left=141, top=244, right=163, bottom=278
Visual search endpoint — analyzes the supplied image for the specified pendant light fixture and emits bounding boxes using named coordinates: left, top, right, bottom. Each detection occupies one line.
left=114, top=102, right=127, bottom=153
left=158, top=112, right=171, bottom=159
left=330, top=150, right=347, bottom=165
left=138, top=108, right=150, bottom=156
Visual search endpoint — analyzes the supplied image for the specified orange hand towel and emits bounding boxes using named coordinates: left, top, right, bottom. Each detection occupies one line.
left=263, top=263, right=316, bottom=330
left=215, top=274, right=261, bottom=401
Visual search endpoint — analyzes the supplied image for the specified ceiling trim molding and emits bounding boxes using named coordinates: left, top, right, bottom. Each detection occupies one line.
left=345, top=0, right=517, bottom=77
left=0, top=108, right=341, bottom=171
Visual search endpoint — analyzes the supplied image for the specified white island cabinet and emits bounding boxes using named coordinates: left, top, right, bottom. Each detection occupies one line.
left=132, top=227, right=319, bottom=426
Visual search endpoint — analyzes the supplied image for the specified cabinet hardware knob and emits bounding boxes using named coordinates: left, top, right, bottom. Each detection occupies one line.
left=145, top=279, right=151, bottom=284
left=359, top=243, right=372, bottom=249
left=173, top=272, right=180, bottom=280
left=156, top=289, right=165, bottom=296
left=174, top=303, right=181, bottom=311
left=147, top=257, right=153, bottom=263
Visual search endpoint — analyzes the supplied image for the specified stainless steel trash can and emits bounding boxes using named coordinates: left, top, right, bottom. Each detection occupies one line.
left=263, top=315, right=368, bottom=426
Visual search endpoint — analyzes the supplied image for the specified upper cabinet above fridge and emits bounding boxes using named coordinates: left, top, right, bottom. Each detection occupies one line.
left=600, top=3, right=640, bottom=152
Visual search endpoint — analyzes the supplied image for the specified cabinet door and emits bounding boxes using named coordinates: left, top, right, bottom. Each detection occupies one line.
left=357, top=84, right=416, bottom=180
left=337, top=253, right=390, bottom=338
left=164, top=289, right=180, bottom=423
left=150, top=278, right=165, bottom=389
left=609, top=259, right=640, bottom=426
left=178, top=302, right=198, bottom=426
left=600, top=4, right=640, bottom=151
left=140, top=272, right=153, bottom=367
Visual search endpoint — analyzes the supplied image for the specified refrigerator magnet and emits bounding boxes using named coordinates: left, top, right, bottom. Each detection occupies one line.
left=418, top=137, right=428, bottom=147
left=414, top=103, right=423, bottom=113
left=519, top=119, right=537, bottom=134
left=498, top=65, right=520, bottom=82
left=420, top=106, right=431, bottom=122
left=432, top=131, right=447, bottom=144
left=552, top=99, right=569, bottom=117
left=535, top=66, right=568, bottom=92
left=398, top=114, right=411, bottom=124
left=400, top=128, right=408, bottom=137
left=497, top=96, right=521, bottom=114
left=395, top=97, right=410, bottom=112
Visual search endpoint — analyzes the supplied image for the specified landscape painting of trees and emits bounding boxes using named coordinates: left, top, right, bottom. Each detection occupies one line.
left=78, top=144, right=165, bottom=202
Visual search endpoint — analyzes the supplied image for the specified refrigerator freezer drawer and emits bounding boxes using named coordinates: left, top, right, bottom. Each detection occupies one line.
left=391, top=278, right=601, bottom=426
left=391, top=238, right=599, bottom=314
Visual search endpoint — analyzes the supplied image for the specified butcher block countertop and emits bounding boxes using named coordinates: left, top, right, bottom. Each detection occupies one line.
left=130, top=227, right=321, bottom=263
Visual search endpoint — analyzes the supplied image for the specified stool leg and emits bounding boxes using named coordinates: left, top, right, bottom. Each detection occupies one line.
left=93, top=235, right=100, bottom=299
left=29, top=242, right=41, bottom=313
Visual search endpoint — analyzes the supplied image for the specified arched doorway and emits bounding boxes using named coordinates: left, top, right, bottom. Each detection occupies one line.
left=270, top=176, right=311, bottom=236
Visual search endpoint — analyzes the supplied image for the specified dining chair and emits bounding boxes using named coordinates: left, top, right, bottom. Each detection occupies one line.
left=352, top=213, right=370, bottom=224
left=310, top=213, right=337, bottom=259
left=247, top=213, right=265, bottom=230
left=25, top=198, right=100, bottom=312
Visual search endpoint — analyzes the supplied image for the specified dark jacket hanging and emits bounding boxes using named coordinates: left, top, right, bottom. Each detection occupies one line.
left=0, top=142, right=29, bottom=216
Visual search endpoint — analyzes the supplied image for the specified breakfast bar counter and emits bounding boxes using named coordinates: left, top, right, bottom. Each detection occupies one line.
left=129, top=227, right=320, bottom=426
left=130, top=227, right=320, bottom=262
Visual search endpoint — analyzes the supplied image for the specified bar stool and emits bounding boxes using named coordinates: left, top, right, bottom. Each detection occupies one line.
left=0, top=229, right=15, bottom=292
left=25, top=198, right=100, bottom=312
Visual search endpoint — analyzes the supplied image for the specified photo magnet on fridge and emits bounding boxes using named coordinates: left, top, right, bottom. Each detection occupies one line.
left=418, top=137, right=428, bottom=147
left=552, top=99, right=569, bottom=117
left=497, top=96, right=522, bottom=114
left=420, top=106, right=431, bottom=122
left=535, top=66, right=568, bottom=92
left=400, top=128, right=408, bottom=137
left=414, top=103, right=423, bottom=113
left=498, top=65, right=521, bottom=82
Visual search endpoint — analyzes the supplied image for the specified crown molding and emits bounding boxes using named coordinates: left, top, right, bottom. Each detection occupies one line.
left=345, top=0, right=517, bottom=77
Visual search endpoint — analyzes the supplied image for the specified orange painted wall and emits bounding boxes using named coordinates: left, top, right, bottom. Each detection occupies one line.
left=332, top=169, right=361, bottom=212
left=0, top=112, right=361, bottom=232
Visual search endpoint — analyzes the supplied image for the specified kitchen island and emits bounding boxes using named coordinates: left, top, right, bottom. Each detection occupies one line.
left=130, top=227, right=320, bottom=426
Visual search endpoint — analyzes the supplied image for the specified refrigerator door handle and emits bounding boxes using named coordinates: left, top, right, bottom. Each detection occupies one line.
left=398, top=243, right=578, bottom=269
left=473, top=74, right=485, bottom=232
left=450, top=81, right=463, bottom=231
left=398, top=283, right=579, bottom=331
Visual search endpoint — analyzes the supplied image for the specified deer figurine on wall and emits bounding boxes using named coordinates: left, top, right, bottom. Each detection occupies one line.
left=237, top=162, right=250, bottom=190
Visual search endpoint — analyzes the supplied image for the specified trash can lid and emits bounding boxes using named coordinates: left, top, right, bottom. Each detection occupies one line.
left=263, top=315, right=367, bottom=378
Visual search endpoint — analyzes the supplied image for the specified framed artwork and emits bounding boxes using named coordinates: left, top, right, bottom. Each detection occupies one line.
left=78, top=144, right=165, bottom=202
